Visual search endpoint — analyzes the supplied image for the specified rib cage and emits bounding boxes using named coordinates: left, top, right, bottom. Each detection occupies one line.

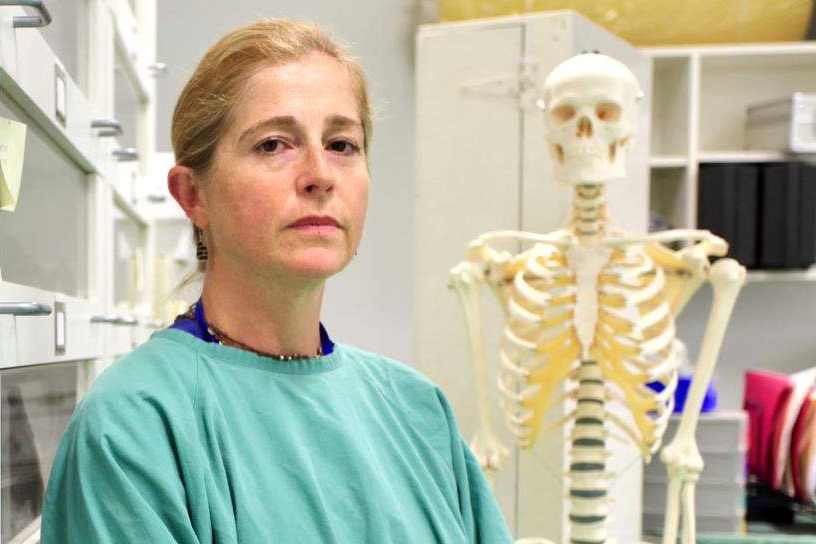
left=498, top=243, right=678, bottom=457
left=594, top=246, right=678, bottom=458
left=498, top=244, right=580, bottom=448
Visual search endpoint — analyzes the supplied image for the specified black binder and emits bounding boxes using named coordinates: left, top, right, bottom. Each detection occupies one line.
left=798, top=163, right=816, bottom=268
left=697, top=163, right=758, bottom=267
left=697, top=163, right=736, bottom=248
left=760, top=162, right=802, bottom=269
left=734, top=165, right=759, bottom=268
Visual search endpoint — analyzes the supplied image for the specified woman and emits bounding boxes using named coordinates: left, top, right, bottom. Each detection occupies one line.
left=41, top=18, right=512, bottom=543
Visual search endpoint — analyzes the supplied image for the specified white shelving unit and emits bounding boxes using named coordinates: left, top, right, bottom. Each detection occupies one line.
left=644, top=42, right=816, bottom=234
left=0, top=1, right=180, bottom=538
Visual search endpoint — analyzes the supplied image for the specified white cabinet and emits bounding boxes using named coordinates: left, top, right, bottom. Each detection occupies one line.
left=644, top=42, right=816, bottom=238
left=0, top=0, right=157, bottom=537
left=415, top=11, right=651, bottom=542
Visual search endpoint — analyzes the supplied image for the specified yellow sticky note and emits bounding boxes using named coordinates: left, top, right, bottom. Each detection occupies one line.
left=0, top=117, right=27, bottom=212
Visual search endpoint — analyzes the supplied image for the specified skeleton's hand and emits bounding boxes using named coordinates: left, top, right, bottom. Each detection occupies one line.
left=470, top=427, right=509, bottom=482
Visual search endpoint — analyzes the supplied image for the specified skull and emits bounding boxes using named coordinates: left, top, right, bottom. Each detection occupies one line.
left=542, top=52, right=640, bottom=185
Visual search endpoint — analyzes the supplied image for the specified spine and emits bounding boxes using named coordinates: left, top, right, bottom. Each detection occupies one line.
left=568, top=359, right=609, bottom=544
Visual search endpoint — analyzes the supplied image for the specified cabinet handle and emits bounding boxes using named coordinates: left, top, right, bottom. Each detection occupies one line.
left=0, top=302, right=52, bottom=316
left=0, top=0, right=52, bottom=28
left=91, top=314, right=138, bottom=326
left=148, top=62, right=168, bottom=78
left=113, top=148, right=139, bottom=162
left=91, top=119, right=123, bottom=137
left=115, top=315, right=138, bottom=326
left=91, top=314, right=119, bottom=324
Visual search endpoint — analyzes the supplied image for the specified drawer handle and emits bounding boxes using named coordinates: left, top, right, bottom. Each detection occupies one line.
left=115, top=315, right=138, bottom=326
left=0, top=0, right=52, bottom=28
left=91, top=314, right=138, bottom=326
left=0, top=302, right=52, bottom=316
left=148, top=62, right=168, bottom=78
left=113, top=148, right=139, bottom=162
left=91, top=119, right=123, bottom=137
left=91, top=314, right=118, bottom=324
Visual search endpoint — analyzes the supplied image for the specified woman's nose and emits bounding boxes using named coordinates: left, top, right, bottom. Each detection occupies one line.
left=297, top=146, right=334, bottom=195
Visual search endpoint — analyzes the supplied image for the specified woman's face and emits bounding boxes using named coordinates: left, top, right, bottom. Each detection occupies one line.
left=199, top=52, right=370, bottom=284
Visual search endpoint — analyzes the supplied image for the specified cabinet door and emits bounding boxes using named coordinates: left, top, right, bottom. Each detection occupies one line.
left=110, top=39, right=146, bottom=203
left=0, top=362, right=79, bottom=542
left=415, top=20, right=525, bottom=531
left=100, top=204, right=145, bottom=356
left=0, top=89, right=89, bottom=299
left=0, top=6, right=106, bottom=368
left=113, top=207, right=146, bottom=312
left=36, top=0, right=89, bottom=97
left=0, top=3, right=99, bottom=172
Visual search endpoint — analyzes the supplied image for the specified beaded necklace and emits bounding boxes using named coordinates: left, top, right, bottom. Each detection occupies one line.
left=175, top=302, right=323, bottom=361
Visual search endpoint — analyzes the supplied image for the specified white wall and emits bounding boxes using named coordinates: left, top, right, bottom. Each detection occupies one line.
left=156, top=0, right=420, bottom=363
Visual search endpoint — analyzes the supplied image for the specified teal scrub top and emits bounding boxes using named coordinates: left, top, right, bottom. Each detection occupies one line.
left=41, top=329, right=512, bottom=543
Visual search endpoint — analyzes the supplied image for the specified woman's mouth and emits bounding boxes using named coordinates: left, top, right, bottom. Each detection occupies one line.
left=288, top=215, right=342, bottom=234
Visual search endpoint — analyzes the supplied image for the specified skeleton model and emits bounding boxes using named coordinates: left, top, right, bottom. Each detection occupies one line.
left=449, top=52, right=746, bottom=544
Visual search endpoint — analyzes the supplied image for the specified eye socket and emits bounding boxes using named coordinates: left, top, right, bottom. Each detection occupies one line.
left=257, top=138, right=284, bottom=153
left=327, top=139, right=361, bottom=155
left=596, top=102, right=622, bottom=122
left=550, top=104, right=576, bottom=124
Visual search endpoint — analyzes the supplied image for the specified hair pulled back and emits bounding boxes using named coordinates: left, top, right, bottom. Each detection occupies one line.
left=171, top=19, right=372, bottom=178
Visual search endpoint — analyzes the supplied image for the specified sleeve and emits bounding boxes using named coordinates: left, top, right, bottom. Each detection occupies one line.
left=438, top=390, right=514, bottom=544
left=40, top=393, right=204, bottom=544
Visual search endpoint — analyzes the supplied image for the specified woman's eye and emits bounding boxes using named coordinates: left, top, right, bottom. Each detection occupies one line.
left=327, top=140, right=360, bottom=155
left=257, top=139, right=283, bottom=153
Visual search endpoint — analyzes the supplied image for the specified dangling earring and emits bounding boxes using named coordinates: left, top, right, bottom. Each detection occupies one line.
left=194, top=226, right=208, bottom=261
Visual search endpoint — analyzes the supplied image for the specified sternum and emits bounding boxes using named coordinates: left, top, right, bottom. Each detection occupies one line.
left=567, top=183, right=612, bottom=360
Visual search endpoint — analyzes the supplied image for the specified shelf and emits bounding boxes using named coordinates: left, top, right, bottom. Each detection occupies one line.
left=747, top=268, right=816, bottom=283
left=644, top=41, right=816, bottom=60
left=698, top=151, right=789, bottom=164
left=650, top=155, right=688, bottom=168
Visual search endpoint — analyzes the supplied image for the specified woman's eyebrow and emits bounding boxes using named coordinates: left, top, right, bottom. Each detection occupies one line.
left=237, top=115, right=362, bottom=144
left=325, top=115, right=363, bottom=132
left=238, top=116, right=298, bottom=143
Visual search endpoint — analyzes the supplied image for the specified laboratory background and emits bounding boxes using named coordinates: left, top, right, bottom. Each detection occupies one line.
left=1, top=0, right=816, bottom=542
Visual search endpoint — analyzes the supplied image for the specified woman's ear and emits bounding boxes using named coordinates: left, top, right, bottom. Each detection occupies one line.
left=168, top=165, right=208, bottom=228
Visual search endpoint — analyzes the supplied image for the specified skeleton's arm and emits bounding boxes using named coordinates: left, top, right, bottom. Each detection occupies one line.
left=615, top=230, right=743, bottom=544
left=608, top=227, right=744, bottom=544
left=449, top=230, right=573, bottom=484
left=659, top=257, right=745, bottom=544
left=449, top=243, right=511, bottom=485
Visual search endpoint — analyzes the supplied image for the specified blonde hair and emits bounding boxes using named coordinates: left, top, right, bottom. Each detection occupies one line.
left=171, top=18, right=372, bottom=178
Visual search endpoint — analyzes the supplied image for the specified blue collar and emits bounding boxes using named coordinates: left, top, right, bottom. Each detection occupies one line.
left=170, top=299, right=335, bottom=356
